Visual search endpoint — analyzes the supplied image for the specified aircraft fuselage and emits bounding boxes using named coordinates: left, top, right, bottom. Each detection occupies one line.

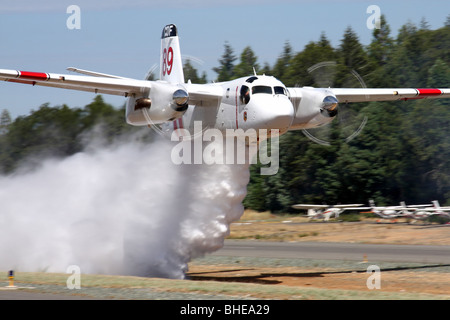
left=157, top=75, right=336, bottom=138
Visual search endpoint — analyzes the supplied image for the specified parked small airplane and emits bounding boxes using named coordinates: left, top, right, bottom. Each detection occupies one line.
left=420, top=200, right=450, bottom=221
left=356, top=200, right=450, bottom=223
left=291, top=203, right=363, bottom=221
left=352, top=200, right=409, bottom=222
left=397, top=201, right=436, bottom=222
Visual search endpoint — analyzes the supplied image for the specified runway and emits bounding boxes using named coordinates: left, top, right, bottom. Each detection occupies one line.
left=212, top=240, right=450, bottom=264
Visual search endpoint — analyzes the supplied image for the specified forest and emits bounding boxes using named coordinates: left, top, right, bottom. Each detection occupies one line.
left=1, top=15, right=449, bottom=211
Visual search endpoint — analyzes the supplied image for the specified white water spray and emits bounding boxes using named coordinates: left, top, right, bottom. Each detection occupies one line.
left=0, top=132, right=250, bottom=279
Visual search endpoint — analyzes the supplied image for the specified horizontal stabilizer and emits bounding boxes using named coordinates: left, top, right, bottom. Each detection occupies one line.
left=67, top=67, right=131, bottom=79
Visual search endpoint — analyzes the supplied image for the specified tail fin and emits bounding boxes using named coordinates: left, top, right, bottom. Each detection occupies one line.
left=432, top=200, right=441, bottom=209
left=307, top=209, right=316, bottom=218
left=160, top=24, right=184, bottom=84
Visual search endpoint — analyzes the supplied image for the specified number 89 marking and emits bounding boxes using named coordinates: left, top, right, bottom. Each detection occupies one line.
left=163, top=46, right=174, bottom=76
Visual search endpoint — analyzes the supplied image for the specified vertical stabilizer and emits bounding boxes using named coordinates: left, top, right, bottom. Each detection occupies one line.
left=432, top=200, right=441, bottom=209
left=160, top=24, right=184, bottom=84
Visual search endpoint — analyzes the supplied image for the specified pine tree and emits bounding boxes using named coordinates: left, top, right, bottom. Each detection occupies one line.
left=427, top=58, right=450, bottom=88
left=285, top=33, right=336, bottom=87
left=183, top=59, right=207, bottom=84
left=366, top=15, right=394, bottom=87
left=271, top=41, right=293, bottom=82
left=213, top=42, right=236, bottom=82
left=335, top=26, right=369, bottom=88
left=0, top=109, right=12, bottom=135
left=233, top=46, right=260, bottom=78
left=338, top=26, right=368, bottom=70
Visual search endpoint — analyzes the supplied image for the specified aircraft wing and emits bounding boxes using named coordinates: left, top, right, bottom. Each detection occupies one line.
left=340, top=207, right=372, bottom=210
left=292, top=204, right=365, bottom=210
left=332, top=204, right=364, bottom=208
left=368, top=206, right=403, bottom=210
left=0, top=69, right=223, bottom=107
left=406, top=204, right=433, bottom=208
left=292, top=204, right=330, bottom=210
left=422, top=208, right=450, bottom=212
left=330, top=88, right=450, bottom=103
left=0, top=69, right=151, bottom=97
left=184, top=83, right=223, bottom=107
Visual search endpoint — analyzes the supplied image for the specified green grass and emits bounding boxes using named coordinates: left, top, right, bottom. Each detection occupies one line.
left=2, top=271, right=449, bottom=300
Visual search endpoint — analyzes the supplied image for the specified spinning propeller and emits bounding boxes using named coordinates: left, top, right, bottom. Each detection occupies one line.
left=301, top=61, right=369, bottom=146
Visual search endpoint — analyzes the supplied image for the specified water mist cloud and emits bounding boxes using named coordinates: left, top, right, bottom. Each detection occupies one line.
left=0, top=132, right=250, bottom=279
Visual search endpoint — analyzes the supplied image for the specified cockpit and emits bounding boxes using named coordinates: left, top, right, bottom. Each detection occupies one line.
left=239, top=76, right=288, bottom=105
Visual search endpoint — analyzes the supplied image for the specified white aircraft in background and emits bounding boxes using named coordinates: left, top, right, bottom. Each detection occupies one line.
left=429, top=200, right=450, bottom=212
left=395, top=201, right=431, bottom=221
left=391, top=200, right=450, bottom=222
left=414, top=200, right=450, bottom=222
left=1, top=24, right=450, bottom=141
left=355, top=200, right=408, bottom=222
left=291, top=203, right=363, bottom=221
left=355, top=200, right=450, bottom=223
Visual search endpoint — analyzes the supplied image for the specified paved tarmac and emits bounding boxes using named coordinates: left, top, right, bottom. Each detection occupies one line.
left=212, top=240, right=450, bottom=264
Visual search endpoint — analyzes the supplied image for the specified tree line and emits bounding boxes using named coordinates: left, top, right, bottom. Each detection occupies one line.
left=241, top=16, right=450, bottom=210
left=1, top=15, right=449, bottom=211
left=0, top=96, right=146, bottom=174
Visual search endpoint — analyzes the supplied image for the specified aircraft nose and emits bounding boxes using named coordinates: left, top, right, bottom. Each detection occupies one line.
left=264, top=97, right=294, bottom=133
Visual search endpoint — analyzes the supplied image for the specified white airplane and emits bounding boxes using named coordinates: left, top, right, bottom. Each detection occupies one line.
left=396, top=201, right=436, bottom=221
left=395, top=200, right=450, bottom=221
left=356, top=200, right=407, bottom=222
left=1, top=24, right=450, bottom=142
left=351, top=200, right=450, bottom=223
left=419, top=200, right=450, bottom=221
left=292, top=203, right=363, bottom=221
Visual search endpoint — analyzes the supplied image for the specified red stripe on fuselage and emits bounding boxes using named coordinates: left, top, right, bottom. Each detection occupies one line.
left=19, top=71, right=49, bottom=81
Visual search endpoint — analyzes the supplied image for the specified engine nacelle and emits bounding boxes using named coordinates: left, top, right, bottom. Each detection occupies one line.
left=126, top=81, right=188, bottom=126
left=288, top=87, right=338, bottom=130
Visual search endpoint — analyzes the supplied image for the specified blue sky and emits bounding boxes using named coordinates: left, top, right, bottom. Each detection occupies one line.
left=0, top=0, right=448, bottom=119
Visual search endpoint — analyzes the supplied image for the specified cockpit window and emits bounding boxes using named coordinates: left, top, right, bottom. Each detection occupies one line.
left=240, top=85, right=250, bottom=104
left=252, top=86, right=273, bottom=95
left=274, top=86, right=287, bottom=95
left=240, top=83, right=287, bottom=104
